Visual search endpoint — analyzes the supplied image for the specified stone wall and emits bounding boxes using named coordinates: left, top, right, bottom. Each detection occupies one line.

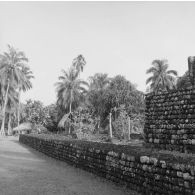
left=19, top=134, right=195, bottom=195
left=144, top=88, right=195, bottom=154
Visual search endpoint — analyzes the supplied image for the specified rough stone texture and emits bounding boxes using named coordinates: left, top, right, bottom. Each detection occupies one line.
left=145, top=88, right=195, bottom=154
left=1, top=136, right=136, bottom=195
left=20, top=134, right=195, bottom=195
left=188, top=56, right=195, bottom=87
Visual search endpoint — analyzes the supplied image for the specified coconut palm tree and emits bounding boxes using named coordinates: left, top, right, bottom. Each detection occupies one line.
left=0, top=80, right=18, bottom=135
left=0, top=82, right=4, bottom=108
left=0, top=45, right=28, bottom=135
left=87, top=73, right=110, bottom=130
left=72, top=55, right=86, bottom=73
left=88, top=73, right=110, bottom=91
left=6, top=84, right=18, bottom=135
left=17, top=66, right=34, bottom=126
left=55, top=67, right=88, bottom=133
left=146, top=59, right=178, bottom=92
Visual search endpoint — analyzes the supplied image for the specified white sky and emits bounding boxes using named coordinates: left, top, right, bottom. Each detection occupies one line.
left=0, top=1, right=195, bottom=106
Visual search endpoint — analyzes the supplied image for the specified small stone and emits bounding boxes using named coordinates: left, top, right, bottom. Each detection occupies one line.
left=183, top=172, right=191, bottom=180
left=160, top=160, right=166, bottom=168
left=184, top=181, right=190, bottom=188
left=121, top=153, right=126, bottom=160
left=149, top=157, right=158, bottom=165
left=192, top=139, right=195, bottom=145
left=177, top=171, right=183, bottom=177
left=127, top=155, right=135, bottom=162
left=140, top=156, right=150, bottom=164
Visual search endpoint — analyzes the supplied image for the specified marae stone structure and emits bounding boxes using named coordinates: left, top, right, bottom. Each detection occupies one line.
left=20, top=134, right=195, bottom=194
left=144, top=57, right=195, bottom=154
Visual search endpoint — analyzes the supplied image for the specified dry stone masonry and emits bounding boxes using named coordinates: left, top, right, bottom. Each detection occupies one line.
left=19, top=134, right=195, bottom=195
left=145, top=88, right=195, bottom=153
left=144, top=57, right=195, bottom=154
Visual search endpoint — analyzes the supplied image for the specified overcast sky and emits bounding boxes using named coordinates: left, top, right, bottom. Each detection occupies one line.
left=1, top=1, right=195, bottom=105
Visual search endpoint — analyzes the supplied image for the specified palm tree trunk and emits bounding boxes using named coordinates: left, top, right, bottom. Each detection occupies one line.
left=8, top=113, right=12, bottom=136
left=17, top=89, right=21, bottom=127
left=109, top=112, right=112, bottom=139
left=122, top=119, right=124, bottom=139
left=128, top=116, right=131, bottom=141
left=0, top=81, right=10, bottom=136
left=97, top=116, right=100, bottom=129
left=68, top=90, right=72, bottom=135
left=69, top=102, right=72, bottom=113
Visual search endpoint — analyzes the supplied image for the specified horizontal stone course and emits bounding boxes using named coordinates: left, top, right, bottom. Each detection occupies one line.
left=20, top=134, right=195, bottom=195
left=145, top=88, right=195, bottom=154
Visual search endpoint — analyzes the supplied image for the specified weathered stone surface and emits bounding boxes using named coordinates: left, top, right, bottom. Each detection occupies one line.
left=145, top=88, right=195, bottom=154
left=20, top=134, right=195, bottom=195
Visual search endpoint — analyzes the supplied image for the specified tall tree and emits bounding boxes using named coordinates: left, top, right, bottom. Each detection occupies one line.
left=88, top=73, right=110, bottom=91
left=72, top=55, right=86, bottom=73
left=87, top=73, right=110, bottom=129
left=0, top=45, right=28, bottom=135
left=17, top=66, right=34, bottom=126
left=22, top=99, right=46, bottom=126
left=55, top=67, right=88, bottom=132
left=6, top=84, right=18, bottom=135
left=44, top=104, right=59, bottom=132
left=146, top=59, right=178, bottom=92
left=103, top=75, right=143, bottom=116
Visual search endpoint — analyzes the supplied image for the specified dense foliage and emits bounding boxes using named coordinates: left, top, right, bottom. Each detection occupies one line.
left=21, top=100, right=47, bottom=125
left=0, top=46, right=184, bottom=141
left=54, top=57, right=145, bottom=139
left=1, top=45, right=185, bottom=141
left=0, top=45, right=33, bottom=135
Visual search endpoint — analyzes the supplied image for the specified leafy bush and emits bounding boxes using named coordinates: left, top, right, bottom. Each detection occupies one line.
left=70, top=107, right=97, bottom=137
left=44, top=104, right=58, bottom=132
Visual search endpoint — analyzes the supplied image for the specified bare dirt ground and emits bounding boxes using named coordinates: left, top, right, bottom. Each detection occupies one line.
left=0, top=136, right=139, bottom=195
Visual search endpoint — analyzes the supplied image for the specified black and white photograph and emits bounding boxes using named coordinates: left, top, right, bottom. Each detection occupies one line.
left=0, top=1, right=195, bottom=194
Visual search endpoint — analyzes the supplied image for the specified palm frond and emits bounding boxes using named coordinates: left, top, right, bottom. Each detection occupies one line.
left=146, top=76, right=153, bottom=84
left=167, top=70, right=178, bottom=76
left=146, top=67, right=157, bottom=74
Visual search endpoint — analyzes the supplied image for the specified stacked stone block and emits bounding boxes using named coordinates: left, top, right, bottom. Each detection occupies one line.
left=20, top=134, right=195, bottom=195
left=144, top=88, right=195, bottom=154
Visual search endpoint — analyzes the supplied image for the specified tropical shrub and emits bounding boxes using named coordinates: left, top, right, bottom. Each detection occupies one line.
left=44, top=104, right=58, bottom=132
left=69, top=107, right=98, bottom=138
left=22, top=99, right=48, bottom=126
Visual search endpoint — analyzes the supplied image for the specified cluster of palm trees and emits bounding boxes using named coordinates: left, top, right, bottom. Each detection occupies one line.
left=55, top=55, right=145, bottom=137
left=55, top=55, right=88, bottom=115
left=0, top=43, right=187, bottom=138
left=55, top=55, right=89, bottom=131
left=0, top=45, right=34, bottom=135
left=0, top=46, right=182, bottom=137
left=56, top=57, right=181, bottom=134
left=55, top=55, right=114, bottom=132
left=146, top=59, right=178, bottom=92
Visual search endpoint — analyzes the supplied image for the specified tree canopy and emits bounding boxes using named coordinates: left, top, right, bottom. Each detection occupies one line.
left=0, top=45, right=33, bottom=135
left=146, top=59, right=178, bottom=92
